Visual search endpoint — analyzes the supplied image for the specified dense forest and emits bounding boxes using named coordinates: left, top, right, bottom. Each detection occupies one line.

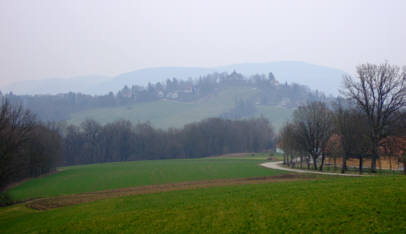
left=0, top=71, right=328, bottom=123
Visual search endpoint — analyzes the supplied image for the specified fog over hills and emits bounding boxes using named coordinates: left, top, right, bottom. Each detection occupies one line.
left=2, top=75, right=112, bottom=95
left=1, top=61, right=346, bottom=96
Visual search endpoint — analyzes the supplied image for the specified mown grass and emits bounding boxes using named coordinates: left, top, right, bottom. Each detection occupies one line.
left=68, top=86, right=292, bottom=130
left=1, top=176, right=405, bottom=233
left=6, top=154, right=283, bottom=201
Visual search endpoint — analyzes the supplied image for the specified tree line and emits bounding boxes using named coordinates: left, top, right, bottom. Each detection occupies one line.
left=279, top=63, right=406, bottom=174
left=62, top=117, right=275, bottom=165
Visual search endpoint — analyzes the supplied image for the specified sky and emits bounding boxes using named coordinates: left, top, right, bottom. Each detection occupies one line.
left=0, top=0, right=405, bottom=87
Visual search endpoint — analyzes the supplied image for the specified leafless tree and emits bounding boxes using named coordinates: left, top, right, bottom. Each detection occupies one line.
left=342, top=62, right=406, bottom=172
left=0, top=100, right=36, bottom=189
left=383, top=111, right=406, bottom=174
left=333, top=102, right=370, bottom=173
left=279, top=122, right=301, bottom=167
left=292, top=102, right=334, bottom=170
left=0, top=100, right=63, bottom=190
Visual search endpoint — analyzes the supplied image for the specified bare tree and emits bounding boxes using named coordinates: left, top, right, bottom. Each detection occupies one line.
left=293, top=102, right=334, bottom=170
left=0, top=100, right=36, bottom=189
left=333, top=102, right=370, bottom=173
left=279, top=122, right=301, bottom=167
left=342, top=63, right=406, bottom=172
left=324, top=134, right=343, bottom=171
left=384, top=111, right=406, bottom=174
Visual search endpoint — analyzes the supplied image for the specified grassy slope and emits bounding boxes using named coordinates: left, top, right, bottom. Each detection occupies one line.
left=255, top=105, right=293, bottom=129
left=69, top=87, right=292, bottom=130
left=1, top=176, right=405, bottom=233
left=7, top=154, right=283, bottom=201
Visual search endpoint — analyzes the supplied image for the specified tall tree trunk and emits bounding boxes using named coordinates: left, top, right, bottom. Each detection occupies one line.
left=312, top=155, right=318, bottom=170
left=402, top=153, right=406, bottom=175
left=370, top=141, right=379, bottom=173
left=334, top=156, right=337, bottom=171
left=359, top=156, right=363, bottom=174
left=319, top=153, right=325, bottom=171
left=371, top=156, right=377, bottom=173
left=341, top=155, right=347, bottom=174
left=300, top=155, right=303, bottom=168
left=289, top=155, right=292, bottom=166
left=403, top=160, right=406, bottom=175
left=389, top=156, right=392, bottom=173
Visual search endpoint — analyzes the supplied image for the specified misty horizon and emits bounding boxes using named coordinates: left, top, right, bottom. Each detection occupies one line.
left=1, top=0, right=405, bottom=87
left=0, top=61, right=347, bottom=96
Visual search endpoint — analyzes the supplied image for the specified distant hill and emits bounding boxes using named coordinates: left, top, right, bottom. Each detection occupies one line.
left=1, top=76, right=111, bottom=95
left=1, top=61, right=347, bottom=96
left=68, top=86, right=294, bottom=131
left=2, top=70, right=326, bottom=131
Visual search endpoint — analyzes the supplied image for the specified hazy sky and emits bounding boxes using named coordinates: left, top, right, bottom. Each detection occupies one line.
left=0, top=0, right=405, bottom=86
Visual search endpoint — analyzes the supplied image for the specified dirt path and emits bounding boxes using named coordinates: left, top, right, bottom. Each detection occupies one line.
left=27, top=174, right=312, bottom=210
left=261, top=161, right=369, bottom=177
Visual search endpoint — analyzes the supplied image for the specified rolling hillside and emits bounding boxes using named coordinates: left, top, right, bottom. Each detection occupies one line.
left=68, top=86, right=293, bottom=130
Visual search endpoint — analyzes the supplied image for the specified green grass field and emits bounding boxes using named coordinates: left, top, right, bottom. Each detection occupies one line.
left=6, top=154, right=283, bottom=201
left=1, top=176, right=405, bottom=233
left=69, top=87, right=292, bottom=130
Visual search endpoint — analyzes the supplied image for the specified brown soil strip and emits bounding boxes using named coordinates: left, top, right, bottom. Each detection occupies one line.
left=27, top=174, right=313, bottom=210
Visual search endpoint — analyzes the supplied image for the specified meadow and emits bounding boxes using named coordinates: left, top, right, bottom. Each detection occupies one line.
left=3, top=153, right=406, bottom=233
left=1, top=176, right=405, bottom=233
left=6, top=154, right=284, bottom=201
